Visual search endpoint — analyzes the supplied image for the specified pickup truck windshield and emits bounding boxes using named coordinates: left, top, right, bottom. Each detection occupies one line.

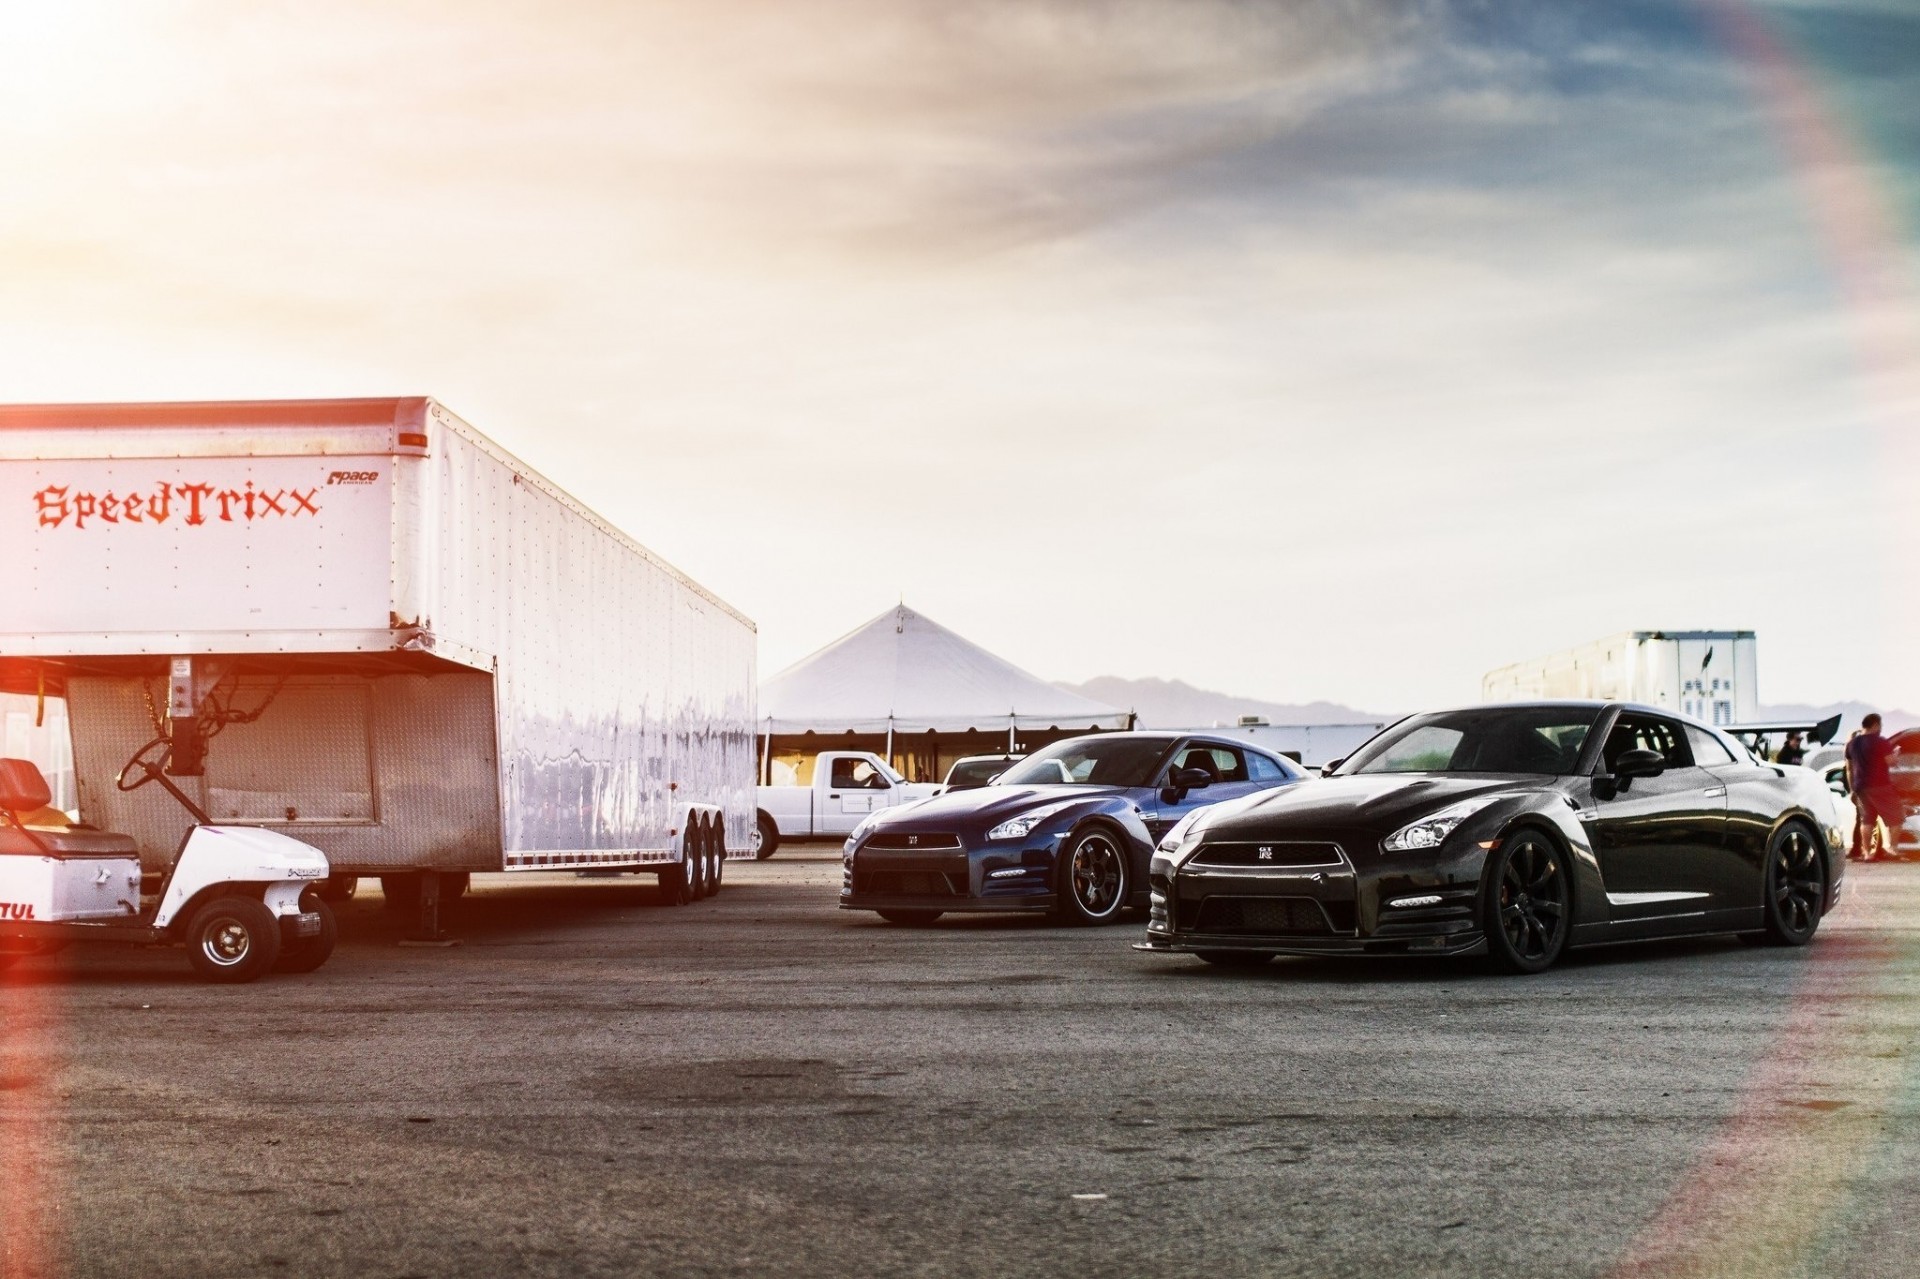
left=995, top=738, right=1172, bottom=788
left=1340, top=708, right=1598, bottom=776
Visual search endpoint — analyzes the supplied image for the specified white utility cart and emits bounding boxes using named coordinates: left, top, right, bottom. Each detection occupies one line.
left=0, top=398, right=757, bottom=936
left=0, top=748, right=335, bottom=981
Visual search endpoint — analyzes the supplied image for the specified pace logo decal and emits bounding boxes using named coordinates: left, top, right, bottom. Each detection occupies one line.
left=33, top=481, right=323, bottom=529
left=326, top=470, right=379, bottom=485
left=0, top=901, right=37, bottom=921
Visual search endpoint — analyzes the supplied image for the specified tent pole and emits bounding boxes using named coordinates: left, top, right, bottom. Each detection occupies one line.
left=885, top=717, right=894, bottom=772
left=761, top=722, right=772, bottom=787
left=1008, top=721, right=1015, bottom=754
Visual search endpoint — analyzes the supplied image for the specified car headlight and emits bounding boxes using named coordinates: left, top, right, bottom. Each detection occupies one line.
left=987, top=814, right=1046, bottom=842
left=1157, top=809, right=1203, bottom=855
left=1381, top=796, right=1503, bottom=852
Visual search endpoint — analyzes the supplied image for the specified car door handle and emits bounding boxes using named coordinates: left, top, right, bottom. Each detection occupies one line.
left=829, top=793, right=841, bottom=799
left=1704, top=786, right=1726, bottom=798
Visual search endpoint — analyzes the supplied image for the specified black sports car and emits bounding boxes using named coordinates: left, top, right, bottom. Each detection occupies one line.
left=841, top=732, right=1306, bottom=926
left=1137, top=701, right=1846, bottom=973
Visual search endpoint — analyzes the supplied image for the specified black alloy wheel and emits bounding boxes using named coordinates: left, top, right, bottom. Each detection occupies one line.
left=1054, top=827, right=1129, bottom=926
left=875, top=909, right=942, bottom=926
left=754, top=813, right=780, bottom=860
left=1195, top=950, right=1274, bottom=969
left=1483, top=830, right=1570, bottom=974
left=184, top=896, right=282, bottom=983
left=1757, top=821, right=1826, bottom=946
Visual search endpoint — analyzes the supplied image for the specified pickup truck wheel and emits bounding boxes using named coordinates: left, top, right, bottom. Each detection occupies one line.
left=184, top=896, right=282, bottom=983
left=754, top=813, right=780, bottom=860
left=275, top=896, right=338, bottom=974
left=876, top=909, right=942, bottom=927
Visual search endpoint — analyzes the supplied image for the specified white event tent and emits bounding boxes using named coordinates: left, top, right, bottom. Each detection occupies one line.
left=758, top=605, right=1131, bottom=779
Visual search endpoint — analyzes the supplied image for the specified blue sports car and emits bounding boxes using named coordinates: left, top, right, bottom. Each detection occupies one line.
left=840, top=732, right=1308, bottom=926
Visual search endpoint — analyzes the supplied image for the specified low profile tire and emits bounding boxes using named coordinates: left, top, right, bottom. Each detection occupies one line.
left=1482, top=829, right=1571, bottom=975
left=754, top=813, right=780, bottom=860
left=1195, top=950, right=1273, bottom=968
left=1759, top=820, right=1826, bottom=946
left=275, top=896, right=338, bottom=974
left=1052, top=826, right=1130, bottom=926
left=875, top=909, right=942, bottom=926
left=184, top=896, right=282, bottom=983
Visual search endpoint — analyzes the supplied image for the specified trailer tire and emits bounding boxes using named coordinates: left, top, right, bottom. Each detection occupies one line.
left=700, top=822, right=721, bottom=899
left=316, top=874, right=359, bottom=904
left=690, top=828, right=712, bottom=900
left=659, top=859, right=693, bottom=907
left=709, top=826, right=725, bottom=897
left=754, top=813, right=780, bottom=860
left=184, top=896, right=282, bottom=983
left=380, top=874, right=420, bottom=915
left=275, top=896, right=338, bottom=974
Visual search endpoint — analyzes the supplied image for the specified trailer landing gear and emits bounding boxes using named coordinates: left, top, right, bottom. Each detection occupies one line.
left=389, top=872, right=465, bottom=948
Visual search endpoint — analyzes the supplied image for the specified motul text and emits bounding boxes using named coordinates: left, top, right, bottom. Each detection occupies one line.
left=0, top=901, right=36, bottom=921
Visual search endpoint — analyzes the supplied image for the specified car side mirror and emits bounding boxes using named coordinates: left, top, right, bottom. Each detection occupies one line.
left=1321, top=757, right=1345, bottom=777
left=1160, top=767, right=1213, bottom=805
left=1598, top=748, right=1666, bottom=797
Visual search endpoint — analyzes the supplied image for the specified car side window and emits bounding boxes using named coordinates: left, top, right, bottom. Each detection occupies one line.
left=1603, top=715, right=1695, bottom=771
left=1170, top=745, right=1247, bottom=784
left=830, top=758, right=888, bottom=790
left=1686, top=725, right=1735, bottom=766
left=1247, top=752, right=1289, bottom=782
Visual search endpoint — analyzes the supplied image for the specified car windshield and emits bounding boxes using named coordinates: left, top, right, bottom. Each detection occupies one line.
left=994, top=737, right=1171, bottom=788
left=1340, top=707, right=1598, bottom=776
left=946, top=759, right=1012, bottom=787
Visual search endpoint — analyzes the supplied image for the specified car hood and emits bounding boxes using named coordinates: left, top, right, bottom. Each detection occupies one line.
left=1199, top=773, right=1549, bottom=838
left=867, top=784, right=1126, bottom=828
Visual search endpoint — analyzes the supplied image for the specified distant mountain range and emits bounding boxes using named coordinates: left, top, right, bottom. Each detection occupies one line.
left=1059, top=676, right=1916, bottom=740
left=1055, top=677, right=1387, bottom=729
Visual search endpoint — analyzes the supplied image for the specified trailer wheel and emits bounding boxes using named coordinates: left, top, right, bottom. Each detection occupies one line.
left=659, top=858, right=693, bottom=906
left=708, top=824, right=725, bottom=897
left=380, top=874, right=421, bottom=914
left=754, top=813, right=780, bottom=860
left=316, top=874, right=359, bottom=904
left=184, top=896, right=282, bottom=983
left=275, top=896, right=338, bottom=974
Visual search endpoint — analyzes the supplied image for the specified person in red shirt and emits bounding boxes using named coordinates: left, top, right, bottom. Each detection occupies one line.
left=1846, top=713, right=1901, bottom=861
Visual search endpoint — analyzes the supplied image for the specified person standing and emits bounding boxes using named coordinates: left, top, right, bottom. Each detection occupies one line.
left=1776, top=731, right=1806, bottom=766
left=1847, top=714, right=1901, bottom=861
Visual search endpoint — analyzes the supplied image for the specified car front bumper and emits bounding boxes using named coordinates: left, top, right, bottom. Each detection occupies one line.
left=840, top=831, right=1062, bottom=915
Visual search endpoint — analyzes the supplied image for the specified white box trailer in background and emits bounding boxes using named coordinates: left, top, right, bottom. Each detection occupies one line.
left=0, top=398, right=757, bottom=925
left=1482, top=630, right=1758, bottom=727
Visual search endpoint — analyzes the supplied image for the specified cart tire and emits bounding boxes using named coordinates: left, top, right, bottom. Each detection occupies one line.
left=275, top=897, right=338, bottom=974
left=754, top=813, right=780, bottom=860
left=185, top=896, right=282, bottom=983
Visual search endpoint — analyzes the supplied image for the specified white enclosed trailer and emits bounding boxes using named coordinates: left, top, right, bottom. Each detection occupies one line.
left=0, top=398, right=756, bottom=920
left=1482, top=630, right=1758, bottom=727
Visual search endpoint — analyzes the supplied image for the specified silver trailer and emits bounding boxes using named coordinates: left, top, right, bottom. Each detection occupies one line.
left=0, top=398, right=756, bottom=920
left=1483, top=630, right=1759, bottom=728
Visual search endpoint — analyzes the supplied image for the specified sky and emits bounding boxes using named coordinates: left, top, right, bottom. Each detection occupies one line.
left=2, top=0, right=1917, bottom=712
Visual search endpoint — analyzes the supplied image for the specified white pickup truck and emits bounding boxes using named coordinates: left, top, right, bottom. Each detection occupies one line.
left=753, top=752, right=941, bottom=857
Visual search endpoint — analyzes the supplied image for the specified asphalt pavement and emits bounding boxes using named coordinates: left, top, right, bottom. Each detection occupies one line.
left=4, top=848, right=1919, bottom=1279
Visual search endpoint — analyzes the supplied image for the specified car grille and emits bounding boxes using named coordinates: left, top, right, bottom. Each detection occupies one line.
left=1188, top=841, right=1345, bottom=869
left=861, top=832, right=964, bottom=851
left=1181, top=895, right=1355, bottom=936
left=852, top=870, right=967, bottom=897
